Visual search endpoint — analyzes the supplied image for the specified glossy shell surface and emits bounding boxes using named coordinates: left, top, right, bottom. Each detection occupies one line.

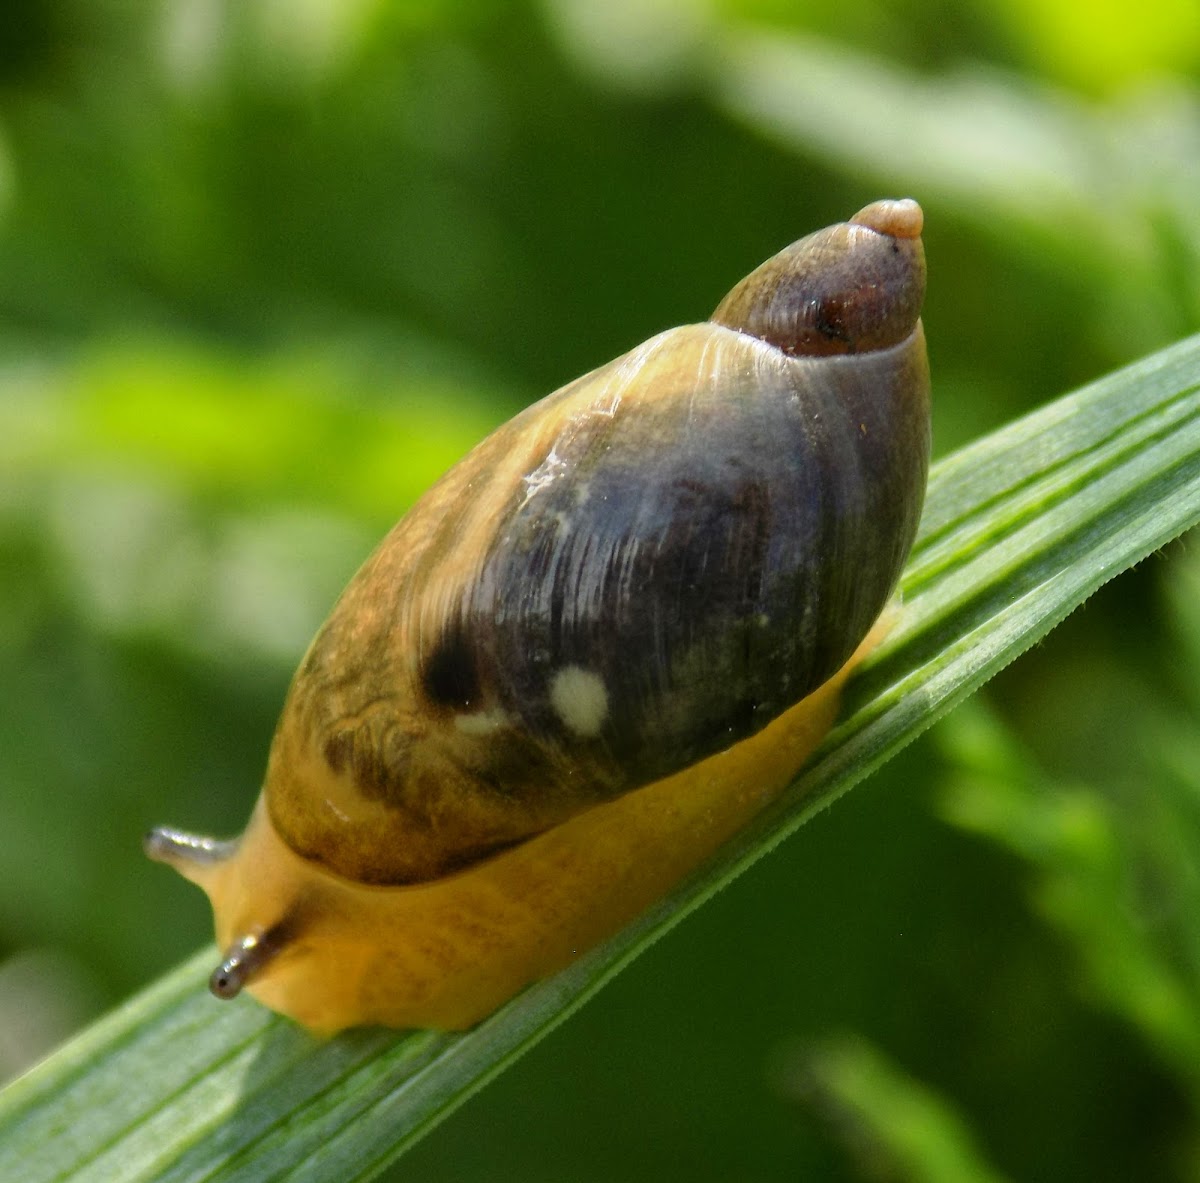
left=266, top=199, right=930, bottom=886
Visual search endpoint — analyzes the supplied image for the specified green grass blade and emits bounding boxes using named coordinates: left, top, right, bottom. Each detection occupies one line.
left=1, top=334, right=1199, bottom=1183
left=777, top=1033, right=1014, bottom=1183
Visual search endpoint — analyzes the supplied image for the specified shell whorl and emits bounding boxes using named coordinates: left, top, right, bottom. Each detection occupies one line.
left=264, top=200, right=931, bottom=886
left=712, top=198, right=925, bottom=357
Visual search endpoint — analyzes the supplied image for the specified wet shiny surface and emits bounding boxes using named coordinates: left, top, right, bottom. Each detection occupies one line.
left=267, top=202, right=931, bottom=885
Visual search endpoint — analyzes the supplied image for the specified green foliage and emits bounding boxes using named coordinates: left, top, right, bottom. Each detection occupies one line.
left=939, top=698, right=1200, bottom=1105
left=779, top=1033, right=1013, bottom=1183
left=1, top=2, right=1199, bottom=1180
left=2, top=331, right=1198, bottom=1181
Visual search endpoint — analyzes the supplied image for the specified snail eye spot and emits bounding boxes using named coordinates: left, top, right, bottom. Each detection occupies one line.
left=549, top=666, right=609, bottom=739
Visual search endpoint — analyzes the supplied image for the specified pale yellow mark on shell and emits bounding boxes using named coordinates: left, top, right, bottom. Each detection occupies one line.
left=322, top=797, right=352, bottom=824
left=549, top=666, right=609, bottom=739
left=454, top=707, right=512, bottom=736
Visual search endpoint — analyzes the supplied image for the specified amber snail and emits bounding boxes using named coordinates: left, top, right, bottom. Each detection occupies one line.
left=146, top=199, right=931, bottom=1034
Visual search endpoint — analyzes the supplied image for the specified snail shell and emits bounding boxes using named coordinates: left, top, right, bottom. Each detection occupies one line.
left=147, top=199, right=930, bottom=1033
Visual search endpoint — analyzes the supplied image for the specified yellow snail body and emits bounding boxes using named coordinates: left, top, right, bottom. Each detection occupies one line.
left=147, top=199, right=931, bottom=1034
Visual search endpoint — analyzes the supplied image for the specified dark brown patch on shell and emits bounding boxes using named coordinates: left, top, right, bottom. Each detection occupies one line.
left=421, top=623, right=481, bottom=711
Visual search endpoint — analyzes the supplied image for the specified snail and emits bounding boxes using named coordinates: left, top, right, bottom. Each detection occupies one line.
left=146, top=199, right=931, bottom=1034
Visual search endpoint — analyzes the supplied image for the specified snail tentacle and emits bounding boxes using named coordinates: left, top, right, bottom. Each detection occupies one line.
left=143, top=826, right=237, bottom=871
left=210, top=928, right=285, bottom=1000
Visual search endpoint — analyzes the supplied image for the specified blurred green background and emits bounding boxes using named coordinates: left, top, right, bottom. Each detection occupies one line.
left=3, top=1, right=1200, bottom=1180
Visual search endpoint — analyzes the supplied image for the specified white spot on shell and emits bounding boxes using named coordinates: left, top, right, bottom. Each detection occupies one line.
left=454, top=708, right=511, bottom=736
left=549, top=666, right=609, bottom=739
left=520, top=445, right=569, bottom=507
left=322, top=798, right=351, bottom=824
